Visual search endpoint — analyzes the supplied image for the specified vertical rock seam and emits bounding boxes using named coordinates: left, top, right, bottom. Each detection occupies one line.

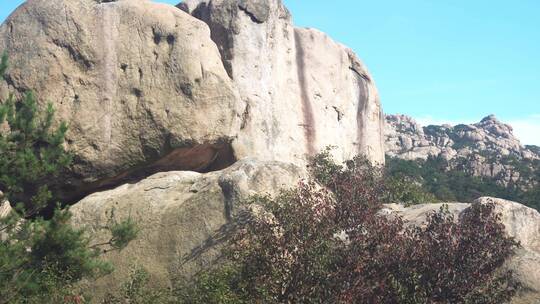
left=352, top=69, right=370, bottom=156
left=100, top=3, right=119, bottom=145
left=294, top=30, right=316, bottom=156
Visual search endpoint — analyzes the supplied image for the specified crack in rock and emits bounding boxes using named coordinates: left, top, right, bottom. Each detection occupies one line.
left=237, top=1, right=270, bottom=24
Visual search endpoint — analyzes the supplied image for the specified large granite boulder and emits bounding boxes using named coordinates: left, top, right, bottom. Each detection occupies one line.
left=0, top=0, right=243, bottom=202
left=385, top=197, right=540, bottom=304
left=70, top=158, right=304, bottom=301
left=179, top=0, right=385, bottom=166
left=0, top=0, right=386, bottom=203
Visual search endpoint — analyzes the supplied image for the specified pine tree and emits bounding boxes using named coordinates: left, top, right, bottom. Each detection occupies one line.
left=0, top=53, right=138, bottom=303
left=0, top=87, right=71, bottom=215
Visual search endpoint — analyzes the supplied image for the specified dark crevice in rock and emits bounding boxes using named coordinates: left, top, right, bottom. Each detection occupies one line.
left=240, top=102, right=251, bottom=129
left=180, top=83, right=193, bottom=98
left=166, top=34, right=175, bottom=45
left=131, top=87, right=143, bottom=98
left=238, top=4, right=265, bottom=24
left=218, top=178, right=237, bottom=221
left=178, top=2, right=236, bottom=79
left=350, top=66, right=371, bottom=83
left=152, top=28, right=163, bottom=45
left=138, top=67, right=144, bottom=80
left=52, top=141, right=237, bottom=211
left=333, top=106, right=344, bottom=122
left=51, top=39, right=94, bottom=70
left=2, top=74, right=27, bottom=95
left=294, top=30, right=316, bottom=156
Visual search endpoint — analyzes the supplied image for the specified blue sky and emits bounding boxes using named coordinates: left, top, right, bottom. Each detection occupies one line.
left=1, top=0, right=539, bottom=145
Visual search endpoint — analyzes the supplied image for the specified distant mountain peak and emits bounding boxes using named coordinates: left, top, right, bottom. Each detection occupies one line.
left=480, top=114, right=498, bottom=123
left=475, top=114, right=514, bottom=139
left=385, top=113, right=540, bottom=189
left=385, top=113, right=539, bottom=163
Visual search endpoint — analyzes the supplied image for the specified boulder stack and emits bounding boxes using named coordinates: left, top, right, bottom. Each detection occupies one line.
left=0, top=0, right=385, bottom=203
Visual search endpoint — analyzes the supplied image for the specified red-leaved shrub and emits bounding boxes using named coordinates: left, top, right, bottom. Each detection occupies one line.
left=194, top=152, right=519, bottom=304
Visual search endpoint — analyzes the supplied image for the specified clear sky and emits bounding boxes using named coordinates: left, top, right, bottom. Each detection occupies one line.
left=1, top=0, right=539, bottom=145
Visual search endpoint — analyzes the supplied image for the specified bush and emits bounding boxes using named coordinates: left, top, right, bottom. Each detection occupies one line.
left=102, top=266, right=175, bottom=304
left=397, top=203, right=518, bottom=303
left=176, top=265, right=251, bottom=304
left=384, top=175, right=438, bottom=206
left=185, top=152, right=519, bottom=303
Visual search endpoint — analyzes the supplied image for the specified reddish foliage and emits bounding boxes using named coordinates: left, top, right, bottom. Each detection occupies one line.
left=228, top=154, right=518, bottom=304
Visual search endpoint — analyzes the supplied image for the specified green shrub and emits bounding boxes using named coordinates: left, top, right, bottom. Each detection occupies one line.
left=102, top=266, right=174, bottom=304
left=176, top=265, right=251, bottom=304
left=384, top=176, right=438, bottom=206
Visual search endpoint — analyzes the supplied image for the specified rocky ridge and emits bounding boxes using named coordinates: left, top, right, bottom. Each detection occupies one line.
left=385, top=114, right=540, bottom=187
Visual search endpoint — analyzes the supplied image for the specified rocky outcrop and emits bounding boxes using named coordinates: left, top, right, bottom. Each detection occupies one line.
left=384, top=197, right=540, bottom=304
left=179, top=0, right=385, bottom=166
left=70, top=158, right=304, bottom=300
left=385, top=114, right=540, bottom=187
left=0, top=0, right=243, bottom=202
left=0, top=0, right=385, bottom=203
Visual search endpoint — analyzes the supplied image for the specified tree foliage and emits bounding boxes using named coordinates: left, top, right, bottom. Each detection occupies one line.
left=183, top=152, right=519, bottom=303
left=0, top=79, right=71, bottom=215
left=386, top=155, right=540, bottom=210
left=0, top=54, right=138, bottom=303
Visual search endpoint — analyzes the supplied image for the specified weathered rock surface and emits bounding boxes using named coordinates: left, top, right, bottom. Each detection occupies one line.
left=0, top=0, right=385, bottom=202
left=0, top=198, right=11, bottom=220
left=0, top=0, right=243, bottom=202
left=385, top=114, right=540, bottom=187
left=70, top=158, right=304, bottom=301
left=384, top=197, right=540, bottom=303
left=0, top=192, right=12, bottom=241
left=180, top=0, right=385, bottom=165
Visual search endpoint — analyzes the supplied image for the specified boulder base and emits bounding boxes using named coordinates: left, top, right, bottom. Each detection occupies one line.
left=70, top=159, right=304, bottom=300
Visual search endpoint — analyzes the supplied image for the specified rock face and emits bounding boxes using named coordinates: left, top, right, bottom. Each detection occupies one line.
left=384, top=197, right=540, bottom=304
left=179, top=0, right=385, bottom=165
left=70, top=158, right=304, bottom=301
left=385, top=114, right=540, bottom=187
left=0, top=0, right=243, bottom=202
left=0, top=0, right=385, bottom=202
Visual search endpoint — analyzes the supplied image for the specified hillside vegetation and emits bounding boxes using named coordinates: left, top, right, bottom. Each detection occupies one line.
left=386, top=156, right=540, bottom=211
left=385, top=114, right=540, bottom=210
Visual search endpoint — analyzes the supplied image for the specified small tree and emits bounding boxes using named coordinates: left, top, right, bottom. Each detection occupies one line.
left=0, top=55, right=70, bottom=215
left=0, top=53, right=138, bottom=303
